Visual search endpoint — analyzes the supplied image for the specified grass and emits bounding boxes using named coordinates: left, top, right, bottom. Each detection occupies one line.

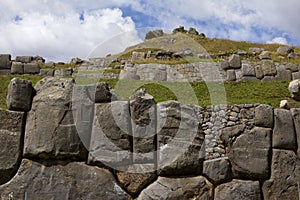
left=1, top=75, right=299, bottom=109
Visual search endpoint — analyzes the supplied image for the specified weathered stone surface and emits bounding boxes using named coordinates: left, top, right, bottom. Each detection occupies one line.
left=240, top=76, right=259, bottom=81
left=24, top=77, right=87, bottom=160
left=288, top=52, right=298, bottom=59
left=24, top=63, right=40, bottom=74
left=33, top=55, right=45, bottom=63
left=262, top=149, right=300, bottom=200
left=241, top=63, right=255, bottom=76
left=70, top=57, right=83, bottom=65
left=276, top=64, right=292, bottom=81
left=0, top=54, right=11, bottom=69
left=145, top=29, right=164, bottom=40
left=255, top=104, right=274, bottom=128
left=16, top=56, right=32, bottom=63
left=203, top=157, right=232, bottom=184
left=289, top=79, right=300, bottom=100
left=119, top=64, right=140, bottom=80
left=277, top=46, right=294, bottom=54
left=220, top=59, right=230, bottom=70
left=188, top=27, right=199, bottom=35
left=262, top=75, right=275, bottom=82
left=229, top=127, right=271, bottom=179
left=261, top=60, right=276, bottom=76
left=226, top=70, right=236, bottom=81
left=228, top=54, right=241, bottom=69
left=0, top=109, right=24, bottom=185
left=259, top=51, right=270, bottom=60
left=249, top=47, right=264, bottom=54
left=6, top=78, right=34, bottom=112
left=254, top=65, right=264, bottom=79
left=215, top=179, right=261, bottom=200
left=157, top=101, right=204, bottom=175
left=220, top=125, right=245, bottom=150
left=54, top=68, right=73, bottom=76
left=0, top=159, right=129, bottom=199
left=39, top=69, right=54, bottom=76
left=137, top=176, right=213, bottom=200
left=131, top=52, right=145, bottom=62
left=88, top=101, right=131, bottom=167
left=95, top=82, right=112, bottom=103
left=291, top=108, right=300, bottom=157
left=130, top=89, right=156, bottom=163
left=286, top=63, right=299, bottom=72
left=292, top=71, right=300, bottom=80
left=116, top=165, right=157, bottom=196
left=273, top=109, right=296, bottom=150
left=11, top=62, right=24, bottom=74
left=280, top=100, right=289, bottom=109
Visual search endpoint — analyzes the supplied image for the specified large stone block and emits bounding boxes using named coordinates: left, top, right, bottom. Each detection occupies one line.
left=0, top=54, right=11, bottom=69
left=261, top=60, right=277, bottom=76
left=137, top=176, right=213, bottom=200
left=262, top=150, right=300, bottom=200
left=95, top=82, right=112, bottom=103
left=24, top=77, right=87, bottom=160
left=203, top=157, right=232, bottom=184
left=229, top=127, right=271, bottom=179
left=10, top=62, right=24, bottom=74
left=286, top=63, right=299, bottom=72
left=16, top=56, right=32, bottom=63
left=226, top=70, right=236, bottom=81
left=88, top=101, right=132, bottom=167
left=289, top=79, right=300, bottom=100
left=291, top=108, right=300, bottom=157
left=130, top=89, right=156, bottom=163
left=6, top=78, right=34, bottom=112
left=228, top=54, right=241, bottom=69
left=255, top=65, right=264, bottom=79
left=24, top=63, right=40, bottom=74
left=292, top=71, right=300, bottom=80
left=275, top=64, right=292, bottom=81
left=255, top=104, right=273, bottom=128
left=273, top=109, right=296, bottom=150
left=0, top=159, right=129, bottom=199
left=241, top=63, right=255, bottom=76
left=39, top=69, right=54, bottom=76
left=0, top=109, right=25, bottom=184
left=157, top=101, right=204, bottom=175
left=215, top=179, right=261, bottom=200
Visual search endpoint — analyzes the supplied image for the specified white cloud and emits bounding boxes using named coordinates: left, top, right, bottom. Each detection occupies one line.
left=267, top=37, right=288, bottom=45
left=0, top=1, right=140, bottom=62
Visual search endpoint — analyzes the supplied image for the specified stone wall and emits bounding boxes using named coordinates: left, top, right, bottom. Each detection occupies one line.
left=119, top=59, right=300, bottom=82
left=1, top=77, right=300, bottom=199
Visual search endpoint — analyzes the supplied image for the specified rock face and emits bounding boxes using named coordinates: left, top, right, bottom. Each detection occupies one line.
left=254, top=104, right=274, bottom=128
left=0, top=109, right=25, bottom=185
left=145, top=29, right=164, bottom=40
left=272, top=109, right=296, bottom=150
left=229, top=127, right=271, bottom=179
left=289, top=79, right=300, bottom=100
left=0, top=54, right=11, bottom=69
left=262, top=150, right=300, bottom=200
left=6, top=78, right=34, bottom=112
left=203, top=157, right=232, bottom=184
left=157, top=101, right=204, bottom=175
left=0, top=159, right=130, bottom=200
left=95, top=82, right=112, bottom=103
left=24, top=77, right=87, bottom=160
left=130, top=89, right=156, bottom=163
left=215, top=179, right=261, bottom=200
left=137, top=176, right=213, bottom=200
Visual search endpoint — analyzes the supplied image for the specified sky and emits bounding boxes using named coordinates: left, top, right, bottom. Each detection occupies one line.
left=0, top=0, right=299, bottom=62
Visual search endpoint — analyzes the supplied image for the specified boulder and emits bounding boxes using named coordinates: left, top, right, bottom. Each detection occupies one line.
left=130, top=89, right=156, bottom=163
left=33, top=55, right=45, bottom=63
left=157, top=101, right=204, bottom=175
left=262, top=150, right=300, bottom=200
left=0, top=54, right=11, bottom=69
left=0, top=109, right=25, bottom=184
left=95, top=82, right=112, bottom=103
left=137, top=176, right=213, bottom=200
left=24, top=63, right=40, bottom=74
left=241, top=63, right=255, bottom=76
left=273, top=109, right=296, bottom=150
left=145, top=29, right=164, bottom=40
left=203, top=157, right=232, bottom=184
left=255, top=104, right=274, bottom=128
left=290, top=108, right=300, bottom=157
left=45, top=61, right=55, bottom=68
left=54, top=68, right=73, bottom=76
left=229, top=127, right=271, bottom=179
left=0, top=159, right=130, bottom=199
left=188, top=27, right=199, bottom=35
left=88, top=101, right=132, bottom=167
left=24, top=77, right=87, bottom=160
left=16, top=56, right=32, bottom=63
left=277, top=46, right=294, bottom=54
left=249, top=47, right=264, bottom=54
left=286, top=63, right=299, bottom=72
left=10, top=62, right=24, bottom=74
left=261, top=60, right=277, bottom=76
left=215, top=179, right=261, bottom=200
left=292, top=72, right=300, bottom=80
left=228, top=54, right=241, bottom=69
left=280, top=100, right=289, bottom=109
left=6, top=78, right=34, bottom=112
left=288, top=52, right=298, bottom=59
left=259, top=51, right=271, bottom=60
left=70, top=57, right=83, bottom=65
left=226, top=70, right=236, bottom=81
left=254, top=65, right=264, bottom=79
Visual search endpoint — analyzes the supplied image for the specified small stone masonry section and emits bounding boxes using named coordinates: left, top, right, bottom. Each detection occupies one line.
left=1, top=77, right=300, bottom=199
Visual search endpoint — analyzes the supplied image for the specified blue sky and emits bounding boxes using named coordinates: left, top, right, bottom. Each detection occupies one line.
left=0, top=0, right=299, bottom=62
